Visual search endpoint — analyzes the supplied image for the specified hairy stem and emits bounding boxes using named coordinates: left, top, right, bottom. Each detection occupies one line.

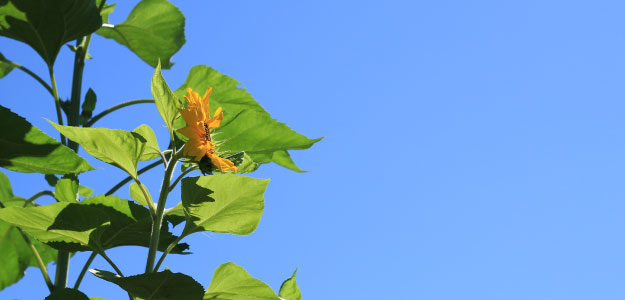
left=47, top=66, right=66, bottom=146
left=145, top=156, right=178, bottom=273
left=25, top=190, right=55, bottom=205
left=169, top=166, right=197, bottom=192
left=84, top=99, right=155, bottom=127
left=5, top=61, right=54, bottom=96
left=73, top=251, right=97, bottom=289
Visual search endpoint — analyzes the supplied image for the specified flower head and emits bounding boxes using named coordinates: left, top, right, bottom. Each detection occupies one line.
left=177, top=88, right=237, bottom=172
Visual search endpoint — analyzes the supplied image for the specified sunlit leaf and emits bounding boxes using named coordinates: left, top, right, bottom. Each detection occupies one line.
left=152, top=62, right=183, bottom=138
left=179, top=174, right=269, bottom=236
left=96, top=0, right=185, bottom=68
left=90, top=269, right=204, bottom=300
left=0, top=171, right=57, bottom=291
left=54, top=175, right=78, bottom=202
left=49, top=122, right=146, bottom=179
left=0, top=195, right=188, bottom=253
left=174, top=66, right=321, bottom=172
left=0, top=106, right=93, bottom=174
left=0, top=0, right=102, bottom=66
left=204, top=263, right=279, bottom=300
left=129, top=182, right=150, bottom=207
left=133, top=124, right=161, bottom=161
left=45, top=288, right=90, bottom=300
left=248, top=150, right=306, bottom=173
left=78, top=185, right=94, bottom=198
left=278, top=270, right=301, bottom=300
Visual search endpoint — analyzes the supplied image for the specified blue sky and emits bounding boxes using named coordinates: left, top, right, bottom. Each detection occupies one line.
left=3, top=0, right=625, bottom=299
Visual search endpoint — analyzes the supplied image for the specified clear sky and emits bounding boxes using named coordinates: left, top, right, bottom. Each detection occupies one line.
left=3, top=0, right=625, bottom=299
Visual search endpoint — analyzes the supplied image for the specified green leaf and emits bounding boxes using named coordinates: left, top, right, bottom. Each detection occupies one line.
left=96, top=0, right=185, bottom=68
left=129, top=182, right=150, bottom=207
left=0, top=53, right=14, bottom=78
left=44, top=174, right=59, bottom=187
left=49, top=122, right=146, bottom=179
left=0, top=195, right=188, bottom=253
left=278, top=270, right=301, bottom=300
left=174, top=66, right=321, bottom=171
left=204, top=263, right=279, bottom=300
left=0, top=171, right=57, bottom=291
left=45, top=288, right=90, bottom=300
left=152, top=61, right=182, bottom=137
left=90, top=269, right=204, bottom=300
left=0, top=0, right=102, bottom=66
left=180, top=174, right=269, bottom=236
left=133, top=124, right=161, bottom=161
left=80, top=88, right=97, bottom=125
left=78, top=185, right=94, bottom=197
left=249, top=150, right=305, bottom=173
left=0, top=106, right=93, bottom=174
left=54, top=175, right=78, bottom=202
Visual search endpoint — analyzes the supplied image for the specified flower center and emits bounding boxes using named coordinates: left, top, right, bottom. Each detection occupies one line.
left=202, top=122, right=212, bottom=142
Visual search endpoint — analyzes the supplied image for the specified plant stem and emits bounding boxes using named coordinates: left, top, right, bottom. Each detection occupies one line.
left=105, top=160, right=162, bottom=196
left=25, top=190, right=55, bottom=205
left=84, top=99, right=155, bottom=127
left=169, top=166, right=197, bottom=192
left=5, top=61, right=54, bottom=96
left=99, top=251, right=124, bottom=277
left=47, top=66, right=66, bottom=146
left=73, top=251, right=97, bottom=289
left=0, top=200, right=54, bottom=292
left=152, top=235, right=184, bottom=272
left=145, top=155, right=178, bottom=273
left=133, top=179, right=156, bottom=216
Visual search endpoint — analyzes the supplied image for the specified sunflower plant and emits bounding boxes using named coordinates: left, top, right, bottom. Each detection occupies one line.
left=0, top=1, right=318, bottom=299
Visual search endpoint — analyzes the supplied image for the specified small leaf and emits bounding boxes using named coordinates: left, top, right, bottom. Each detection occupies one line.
left=44, top=174, right=59, bottom=187
left=180, top=174, right=269, bottom=236
left=80, top=88, right=97, bottom=125
left=90, top=269, right=204, bottom=300
left=67, top=45, right=92, bottom=59
left=174, top=66, right=321, bottom=171
left=129, top=182, right=150, bottom=207
left=248, top=151, right=305, bottom=173
left=45, top=288, right=90, bottom=300
left=54, top=175, right=79, bottom=202
left=0, top=0, right=102, bottom=66
left=133, top=124, right=161, bottom=161
left=96, top=0, right=185, bottom=68
left=0, top=53, right=14, bottom=79
left=151, top=61, right=182, bottom=137
left=0, top=106, right=93, bottom=174
left=0, top=171, right=57, bottom=291
left=78, top=185, right=94, bottom=197
left=49, top=122, right=146, bottom=179
left=204, top=263, right=279, bottom=300
left=278, top=270, right=301, bottom=300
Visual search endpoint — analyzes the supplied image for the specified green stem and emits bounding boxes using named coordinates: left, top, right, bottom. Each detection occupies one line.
left=73, top=251, right=97, bottom=289
left=152, top=235, right=183, bottom=272
left=133, top=179, right=156, bottom=216
left=84, top=99, right=155, bottom=127
left=5, top=61, right=54, bottom=96
left=99, top=251, right=135, bottom=300
left=47, top=66, right=66, bottom=146
left=145, top=156, right=178, bottom=273
left=25, top=190, right=55, bottom=205
left=169, top=166, right=197, bottom=192
left=105, top=160, right=162, bottom=196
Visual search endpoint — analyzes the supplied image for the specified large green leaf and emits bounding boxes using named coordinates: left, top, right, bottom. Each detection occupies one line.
left=151, top=62, right=182, bottom=137
left=0, top=106, right=93, bottom=174
left=278, top=270, right=301, bottom=300
left=0, top=52, right=14, bottom=78
left=179, top=174, right=269, bottom=236
left=0, top=0, right=102, bottom=66
left=0, top=195, right=188, bottom=253
left=0, top=171, right=57, bottom=291
left=49, top=122, right=146, bottom=179
left=45, top=288, right=90, bottom=300
left=204, top=263, right=279, bottom=300
left=90, top=269, right=204, bottom=300
left=133, top=124, right=161, bottom=161
left=96, top=0, right=185, bottom=68
left=174, top=66, right=321, bottom=172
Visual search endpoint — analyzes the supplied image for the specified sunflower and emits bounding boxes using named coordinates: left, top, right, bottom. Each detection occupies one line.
left=177, top=87, right=237, bottom=172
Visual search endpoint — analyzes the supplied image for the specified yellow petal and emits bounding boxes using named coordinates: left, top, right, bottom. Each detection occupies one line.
left=207, top=107, right=223, bottom=128
left=202, top=88, right=213, bottom=121
left=209, top=154, right=237, bottom=172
